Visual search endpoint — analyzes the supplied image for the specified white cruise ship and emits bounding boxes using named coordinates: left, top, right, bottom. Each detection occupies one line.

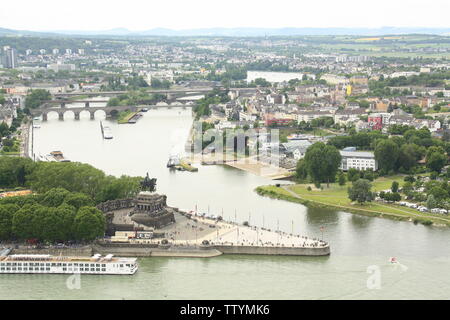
left=0, top=253, right=138, bottom=275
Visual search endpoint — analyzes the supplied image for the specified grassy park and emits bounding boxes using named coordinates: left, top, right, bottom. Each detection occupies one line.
left=256, top=175, right=450, bottom=227
left=117, top=110, right=137, bottom=124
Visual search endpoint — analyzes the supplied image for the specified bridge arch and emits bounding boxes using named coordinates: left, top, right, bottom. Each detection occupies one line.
left=62, top=110, right=75, bottom=120
left=44, top=110, right=60, bottom=121
left=78, top=109, right=92, bottom=120
left=92, top=109, right=106, bottom=120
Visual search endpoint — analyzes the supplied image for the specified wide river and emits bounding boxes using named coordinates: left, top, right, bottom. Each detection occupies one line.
left=1, top=106, right=449, bottom=299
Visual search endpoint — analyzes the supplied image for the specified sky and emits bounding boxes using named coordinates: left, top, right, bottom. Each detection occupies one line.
left=1, top=0, right=450, bottom=31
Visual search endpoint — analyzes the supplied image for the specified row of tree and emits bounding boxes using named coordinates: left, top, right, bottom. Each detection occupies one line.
left=0, top=157, right=142, bottom=203
left=0, top=188, right=105, bottom=242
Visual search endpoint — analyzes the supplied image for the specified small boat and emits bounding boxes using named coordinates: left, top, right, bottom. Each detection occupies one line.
left=167, top=155, right=180, bottom=168
left=103, top=126, right=113, bottom=139
left=49, top=151, right=70, bottom=162
left=100, top=121, right=113, bottom=139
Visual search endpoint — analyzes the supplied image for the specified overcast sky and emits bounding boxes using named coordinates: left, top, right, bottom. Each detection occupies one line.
left=2, top=0, right=450, bottom=31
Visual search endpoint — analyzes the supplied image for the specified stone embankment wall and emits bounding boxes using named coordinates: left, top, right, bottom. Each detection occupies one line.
left=96, top=198, right=134, bottom=212
left=8, top=244, right=330, bottom=258
left=214, top=245, right=330, bottom=256
left=92, top=243, right=222, bottom=258
left=12, top=246, right=93, bottom=256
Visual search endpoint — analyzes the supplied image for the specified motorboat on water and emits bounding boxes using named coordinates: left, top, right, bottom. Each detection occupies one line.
left=389, top=257, right=398, bottom=264
left=167, top=155, right=180, bottom=168
left=49, top=151, right=70, bottom=162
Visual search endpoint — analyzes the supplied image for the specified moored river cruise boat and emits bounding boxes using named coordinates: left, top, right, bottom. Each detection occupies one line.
left=0, top=253, right=138, bottom=275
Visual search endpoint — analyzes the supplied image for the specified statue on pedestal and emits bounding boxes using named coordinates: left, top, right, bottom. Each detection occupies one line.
left=140, top=173, right=157, bottom=192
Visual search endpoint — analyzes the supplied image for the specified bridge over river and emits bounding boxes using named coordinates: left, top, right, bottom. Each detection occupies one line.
left=31, top=104, right=193, bottom=121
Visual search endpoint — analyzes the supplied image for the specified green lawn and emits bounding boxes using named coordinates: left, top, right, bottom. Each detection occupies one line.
left=117, top=110, right=137, bottom=124
left=256, top=175, right=450, bottom=226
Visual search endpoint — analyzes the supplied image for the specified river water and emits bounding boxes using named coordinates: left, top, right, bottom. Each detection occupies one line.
left=2, top=107, right=450, bottom=299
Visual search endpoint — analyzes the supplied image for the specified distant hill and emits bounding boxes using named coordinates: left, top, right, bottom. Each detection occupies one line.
left=1, top=26, right=450, bottom=37
left=0, top=27, right=56, bottom=37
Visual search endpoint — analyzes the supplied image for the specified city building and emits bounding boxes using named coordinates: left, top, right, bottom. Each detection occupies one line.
left=1, top=47, right=18, bottom=69
left=368, top=114, right=383, bottom=131
left=280, top=140, right=312, bottom=160
left=340, top=150, right=378, bottom=171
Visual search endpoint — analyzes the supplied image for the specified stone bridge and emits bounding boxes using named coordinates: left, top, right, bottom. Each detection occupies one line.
left=31, top=104, right=193, bottom=121
left=44, top=100, right=110, bottom=108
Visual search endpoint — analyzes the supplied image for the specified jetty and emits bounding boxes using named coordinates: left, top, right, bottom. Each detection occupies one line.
left=167, top=155, right=198, bottom=172
left=127, top=112, right=143, bottom=124
left=178, top=159, right=198, bottom=172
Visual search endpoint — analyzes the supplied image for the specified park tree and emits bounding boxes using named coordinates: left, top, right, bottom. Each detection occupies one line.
left=25, top=89, right=51, bottom=109
left=428, top=186, right=448, bottom=201
left=0, top=122, right=9, bottom=137
left=348, top=179, right=374, bottom=204
left=40, top=188, right=70, bottom=207
left=107, top=97, right=120, bottom=107
left=402, top=181, right=414, bottom=199
left=0, top=157, right=35, bottom=188
left=375, top=139, right=400, bottom=174
left=64, top=192, right=94, bottom=209
left=397, top=144, right=425, bottom=171
left=347, top=168, right=360, bottom=182
left=303, top=142, right=341, bottom=186
left=391, top=181, right=399, bottom=193
left=98, top=175, right=141, bottom=202
left=0, top=204, right=19, bottom=240
left=426, top=147, right=447, bottom=173
left=362, top=169, right=375, bottom=181
left=73, top=206, right=106, bottom=241
left=426, top=195, right=437, bottom=209
left=338, top=172, right=346, bottom=186
left=12, top=204, right=43, bottom=240
left=56, top=203, right=77, bottom=240
left=295, top=159, right=308, bottom=180
left=39, top=207, right=65, bottom=242
left=384, top=192, right=401, bottom=202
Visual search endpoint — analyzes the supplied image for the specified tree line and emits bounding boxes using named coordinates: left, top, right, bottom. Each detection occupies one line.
left=0, top=188, right=105, bottom=242
left=0, top=157, right=142, bottom=203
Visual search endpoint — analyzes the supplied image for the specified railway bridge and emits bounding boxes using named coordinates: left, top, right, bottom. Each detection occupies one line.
left=31, top=104, right=193, bottom=121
